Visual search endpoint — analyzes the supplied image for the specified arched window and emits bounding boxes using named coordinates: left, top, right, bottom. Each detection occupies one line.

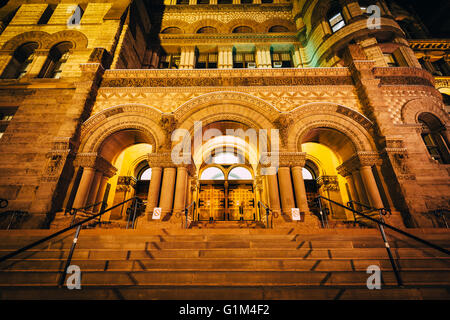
left=138, top=167, right=152, bottom=181
left=228, top=167, right=252, bottom=180
left=161, top=27, right=183, bottom=34
left=197, top=26, right=218, bottom=34
left=327, top=2, right=346, bottom=33
left=268, top=25, right=289, bottom=33
left=419, top=113, right=450, bottom=164
left=200, top=167, right=225, bottom=180
left=38, top=42, right=73, bottom=79
left=212, top=152, right=240, bottom=164
left=1, top=42, right=38, bottom=79
left=232, top=26, right=254, bottom=34
left=302, top=167, right=315, bottom=180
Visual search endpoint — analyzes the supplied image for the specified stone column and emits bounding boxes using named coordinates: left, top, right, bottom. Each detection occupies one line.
left=352, top=170, right=370, bottom=206
left=359, top=166, right=384, bottom=209
left=93, top=174, right=110, bottom=213
left=72, top=167, right=96, bottom=209
left=173, top=166, right=188, bottom=214
left=218, top=46, right=233, bottom=69
left=256, top=45, right=271, bottom=68
left=145, top=166, right=162, bottom=218
left=266, top=167, right=281, bottom=213
left=26, top=49, right=48, bottom=78
left=277, top=167, right=296, bottom=215
left=159, top=167, right=177, bottom=218
left=337, top=166, right=360, bottom=203
left=291, top=166, right=310, bottom=214
left=180, top=46, right=196, bottom=69
left=85, top=170, right=103, bottom=209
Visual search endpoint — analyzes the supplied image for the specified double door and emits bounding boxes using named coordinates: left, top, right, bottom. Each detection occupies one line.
left=198, top=181, right=255, bottom=221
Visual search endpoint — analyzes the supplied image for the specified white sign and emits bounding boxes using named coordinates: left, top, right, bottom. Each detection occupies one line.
left=291, top=208, right=301, bottom=221
left=152, top=207, right=162, bottom=220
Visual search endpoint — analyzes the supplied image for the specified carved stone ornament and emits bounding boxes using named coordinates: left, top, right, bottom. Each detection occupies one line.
left=117, top=176, right=137, bottom=189
left=316, top=176, right=340, bottom=191
left=339, top=152, right=382, bottom=173
left=147, top=152, right=177, bottom=168
left=75, top=153, right=117, bottom=178
left=259, top=152, right=307, bottom=168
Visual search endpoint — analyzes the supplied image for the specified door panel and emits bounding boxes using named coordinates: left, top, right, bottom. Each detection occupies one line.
left=198, top=183, right=225, bottom=220
left=227, top=183, right=255, bottom=221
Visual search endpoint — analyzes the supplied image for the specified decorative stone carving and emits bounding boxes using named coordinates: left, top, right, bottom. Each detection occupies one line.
left=316, top=176, right=340, bottom=191
left=117, top=176, right=137, bottom=189
left=339, top=152, right=381, bottom=173
left=273, top=114, right=294, bottom=147
left=160, top=114, right=178, bottom=150
left=260, top=152, right=307, bottom=168
left=74, top=153, right=117, bottom=178
left=147, top=152, right=177, bottom=168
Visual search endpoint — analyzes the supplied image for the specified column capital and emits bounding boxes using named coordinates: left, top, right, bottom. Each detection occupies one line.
left=75, top=153, right=117, bottom=178
left=338, top=151, right=381, bottom=173
left=147, top=152, right=176, bottom=168
left=261, top=152, right=307, bottom=168
left=117, top=176, right=137, bottom=189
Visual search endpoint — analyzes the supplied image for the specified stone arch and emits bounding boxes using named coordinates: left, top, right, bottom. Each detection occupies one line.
left=226, top=19, right=260, bottom=33
left=173, top=91, right=281, bottom=129
left=1, top=31, right=50, bottom=50
left=401, top=97, right=449, bottom=125
left=287, top=102, right=376, bottom=157
left=160, top=20, right=190, bottom=34
left=45, top=30, right=89, bottom=49
left=263, top=18, right=296, bottom=33
left=189, top=19, right=227, bottom=34
left=80, top=105, right=166, bottom=159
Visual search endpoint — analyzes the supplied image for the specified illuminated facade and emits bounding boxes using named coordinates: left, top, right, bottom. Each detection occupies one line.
left=0, top=0, right=449, bottom=230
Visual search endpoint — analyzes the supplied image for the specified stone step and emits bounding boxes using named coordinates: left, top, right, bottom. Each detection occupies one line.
left=0, top=270, right=449, bottom=286
left=1, top=258, right=449, bottom=272
left=1, top=286, right=448, bottom=300
left=1, top=247, right=448, bottom=260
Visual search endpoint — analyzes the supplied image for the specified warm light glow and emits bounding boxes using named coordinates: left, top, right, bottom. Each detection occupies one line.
left=139, top=167, right=152, bottom=180
left=228, top=167, right=252, bottom=180
left=200, top=167, right=225, bottom=180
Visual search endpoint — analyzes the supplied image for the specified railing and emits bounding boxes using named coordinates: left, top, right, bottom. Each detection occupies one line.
left=315, top=195, right=450, bottom=287
left=258, top=201, right=272, bottom=229
left=184, top=201, right=196, bottom=229
left=0, top=198, right=29, bottom=230
left=0, top=196, right=142, bottom=287
left=347, top=200, right=383, bottom=227
left=66, top=201, right=106, bottom=227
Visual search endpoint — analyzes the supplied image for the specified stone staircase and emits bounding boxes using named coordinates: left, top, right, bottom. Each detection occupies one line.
left=0, top=227, right=449, bottom=300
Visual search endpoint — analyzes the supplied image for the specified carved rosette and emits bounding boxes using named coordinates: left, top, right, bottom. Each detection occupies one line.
left=316, top=176, right=340, bottom=191
left=75, top=153, right=117, bottom=178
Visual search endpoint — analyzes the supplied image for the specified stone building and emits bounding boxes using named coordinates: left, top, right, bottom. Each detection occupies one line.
left=0, top=0, right=449, bottom=230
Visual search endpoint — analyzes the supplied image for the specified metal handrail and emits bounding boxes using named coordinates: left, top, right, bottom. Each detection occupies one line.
left=258, top=201, right=272, bottom=229
left=316, top=195, right=450, bottom=287
left=347, top=200, right=386, bottom=226
left=66, top=200, right=106, bottom=227
left=0, top=196, right=141, bottom=286
left=184, top=201, right=196, bottom=229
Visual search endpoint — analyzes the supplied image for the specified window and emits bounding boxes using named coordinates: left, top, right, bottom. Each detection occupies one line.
left=302, top=168, right=315, bottom=180
left=241, top=0, right=253, bottom=3
left=268, top=25, right=290, bottom=33
left=1, top=42, right=38, bottom=79
left=161, top=27, right=183, bottom=34
left=384, top=53, right=398, bottom=67
left=327, top=2, right=346, bottom=33
left=232, top=26, right=254, bottom=33
left=261, top=0, right=274, bottom=3
left=138, top=167, right=152, bottom=181
left=228, top=167, right=252, bottom=180
left=218, top=0, right=233, bottom=4
left=196, top=52, right=218, bottom=69
left=329, top=12, right=345, bottom=32
left=200, top=167, right=225, bottom=180
left=159, top=53, right=181, bottom=69
left=271, top=52, right=292, bottom=68
left=198, top=0, right=210, bottom=4
left=38, top=42, right=73, bottom=79
left=233, top=52, right=255, bottom=68
left=177, top=0, right=189, bottom=4
left=419, top=113, right=450, bottom=164
left=197, top=26, right=218, bottom=34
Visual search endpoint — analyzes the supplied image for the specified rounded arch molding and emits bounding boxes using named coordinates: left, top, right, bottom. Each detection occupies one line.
left=401, top=97, right=449, bottom=125
left=80, top=105, right=166, bottom=153
left=174, top=91, right=281, bottom=127
left=287, top=102, right=376, bottom=153
left=2, top=30, right=89, bottom=51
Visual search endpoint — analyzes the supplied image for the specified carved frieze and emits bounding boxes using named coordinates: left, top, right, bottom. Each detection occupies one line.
left=316, top=176, right=340, bottom=191
left=260, top=152, right=307, bottom=168
left=147, top=152, right=177, bottom=168
left=74, top=153, right=117, bottom=178
left=339, top=152, right=381, bottom=173
left=117, top=176, right=137, bottom=189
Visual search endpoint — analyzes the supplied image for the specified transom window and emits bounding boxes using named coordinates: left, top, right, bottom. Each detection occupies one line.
left=302, top=167, right=315, bottom=180
left=329, top=12, right=345, bottom=32
left=200, top=167, right=225, bottom=180
left=228, top=167, right=252, bottom=180
left=138, top=167, right=152, bottom=181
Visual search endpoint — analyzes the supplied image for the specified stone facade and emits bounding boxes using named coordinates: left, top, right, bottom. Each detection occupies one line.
left=0, top=0, right=448, bottom=229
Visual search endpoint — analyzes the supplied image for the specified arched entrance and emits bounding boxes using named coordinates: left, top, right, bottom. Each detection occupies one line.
left=198, top=162, right=256, bottom=221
